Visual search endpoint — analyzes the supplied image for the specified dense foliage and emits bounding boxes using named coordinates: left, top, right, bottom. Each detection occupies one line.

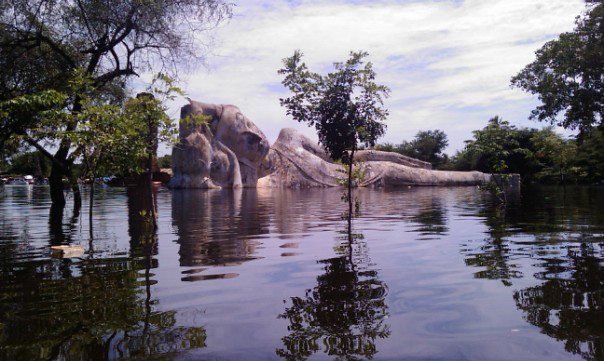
left=375, top=117, right=602, bottom=184
left=0, top=0, right=231, bottom=205
left=375, top=129, right=449, bottom=168
left=511, top=1, right=603, bottom=134
left=1, top=151, right=51, bottom=177
left=279, top=50, right=389, bottom=216
left=449, top=117, right=602, bottom=184
left=279, top=50, right=389, bottom=162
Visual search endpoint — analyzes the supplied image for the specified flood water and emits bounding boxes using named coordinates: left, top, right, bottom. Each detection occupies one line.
left=0, top=185, right=602, bottom=361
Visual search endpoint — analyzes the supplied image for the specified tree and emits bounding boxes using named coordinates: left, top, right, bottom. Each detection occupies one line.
left=451, top=117, right=591, bottom=184
left=511, top=2, right=603, bottom=134
left=405, top=130, right=449, bottom=166
left=531, top=128, right=578, bottom=184
left=453, top=117, right=518, bottom=172
left=0, top=0, right=232, bottom=206
left=574, top=127, right=604, bottom=183
left=158, top=155, right=172, bottom=169
left=376, top=129, right=449, bottom=168
left=279, top=50, right=389, bottom=217
left=3, top=151, right=51, bottom=177
left=67, top=73, right=184, bottom=234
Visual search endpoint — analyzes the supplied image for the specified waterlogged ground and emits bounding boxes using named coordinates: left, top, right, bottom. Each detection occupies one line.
left=0, top=185, right=602, bottom=361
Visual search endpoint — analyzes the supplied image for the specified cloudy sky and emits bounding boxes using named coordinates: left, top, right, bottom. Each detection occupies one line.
left=166, top=0, right=586, bottom=154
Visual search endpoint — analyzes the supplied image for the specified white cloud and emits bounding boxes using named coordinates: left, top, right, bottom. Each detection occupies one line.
left=165, top=0, right=585, bottom=154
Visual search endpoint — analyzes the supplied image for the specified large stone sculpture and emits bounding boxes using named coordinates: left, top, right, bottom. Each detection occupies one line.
left=170, top=100, right=518, bottom=190
left=169, top=101, right=270, bottom=189
left=257, top=128, right=496, bottom=188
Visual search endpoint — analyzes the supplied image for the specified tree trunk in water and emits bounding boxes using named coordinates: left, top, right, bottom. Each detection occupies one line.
left=71, top=178, right=82, bottom=209
left=49, top=165, right=66, bottom=206
left=49, top=159, right=81, bottom=208
left=147, top=152, right=157, bottom=231
left=89, top=181, right=94, bottom=240
left=347, top=149, right=355, bottom=219
left=49, top=202, right=65, bottom=245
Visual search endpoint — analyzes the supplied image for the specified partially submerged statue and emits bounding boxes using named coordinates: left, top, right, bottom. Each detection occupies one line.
left=171, top=100, right=515, bottom=190
left=170, top=101, right=270, bottom=188
left=257, top=128, right=495, bottom=188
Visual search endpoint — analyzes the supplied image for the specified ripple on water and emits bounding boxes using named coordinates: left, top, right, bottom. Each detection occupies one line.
left=0, top=185, right=602, bottom=361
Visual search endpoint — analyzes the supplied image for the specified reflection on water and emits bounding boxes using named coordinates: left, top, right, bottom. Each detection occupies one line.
left=277, top=221, right=390, bottom=360
left=0, top=185, right=603, bottom=360
left=460, top=187, right=604, bottom=360
left=171, top=189, right=267, bottom=269
left=514, top=243, right=604, bottom=360
left=0, top=186, right=206, bottom=360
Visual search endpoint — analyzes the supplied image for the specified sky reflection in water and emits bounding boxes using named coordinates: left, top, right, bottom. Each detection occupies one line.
left=0, top=185, right=602, bottom=360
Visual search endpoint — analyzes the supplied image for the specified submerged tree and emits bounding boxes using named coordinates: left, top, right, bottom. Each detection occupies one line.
left=1, top=72, right=184, bottom=236
left=0, top=188, right=207, bottom=360
left=71, top=73, right=183, bottom=234
left=278, top=50, right=389, bottom=217
left=0, top=0, right=232, bottom=206
left=511, top=1, right=603, bottom=135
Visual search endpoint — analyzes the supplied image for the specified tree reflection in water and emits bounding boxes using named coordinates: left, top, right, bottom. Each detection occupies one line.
left=461, top=188, right=604, bottom=360
left=514, top=243, right=604, bottom=360
left=276, top=215, right=390, bottom=360
left=0, top=186, right=207, bottom=360
left=461, top=205, right=523, bottom=286
left=409, top=198, right=448, bottom=238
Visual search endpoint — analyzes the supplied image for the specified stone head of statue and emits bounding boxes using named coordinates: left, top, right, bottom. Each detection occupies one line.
left=214, top=105, right=270, bottom=167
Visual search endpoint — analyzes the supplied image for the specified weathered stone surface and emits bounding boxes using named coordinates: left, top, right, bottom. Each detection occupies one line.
left=353, top=149, right=432, bottom=169
left=169, top=101, right=269, bottom=189
left=258, top=128, right=494, bottom=188
left=257, top=128, right=341, bottom=188
left=360, top=162, right=492, bottom=187
left=171, top=101, right=517, bottom=190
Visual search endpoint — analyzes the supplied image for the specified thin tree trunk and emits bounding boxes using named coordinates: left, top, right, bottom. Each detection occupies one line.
left=347, top=148, right=355, bottom=219
left=347, top=210, right=354, bottom=271
left=89, top=179, right=94, bottom=240
left=147, top=151, right=157, bottom=231
left=70, top=176, right=82, bottom=209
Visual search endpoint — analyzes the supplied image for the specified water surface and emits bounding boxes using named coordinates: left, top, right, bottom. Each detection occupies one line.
left=0, top=185, right=602, bottom=360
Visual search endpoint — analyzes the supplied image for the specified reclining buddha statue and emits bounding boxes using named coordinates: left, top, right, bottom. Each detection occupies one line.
left=170, top=100, right=518, bottom=190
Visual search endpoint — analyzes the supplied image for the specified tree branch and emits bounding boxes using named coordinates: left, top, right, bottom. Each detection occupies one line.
left=93, top=67, right=138, bottom=87
left=24, top=136, right=69, bottom=173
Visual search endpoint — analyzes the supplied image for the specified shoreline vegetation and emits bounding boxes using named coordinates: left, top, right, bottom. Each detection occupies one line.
left=0, top=0, right=602, bottom=198
left=3, top=119, right=601, bottom=187
left=0, top=1, right=602, bottom=360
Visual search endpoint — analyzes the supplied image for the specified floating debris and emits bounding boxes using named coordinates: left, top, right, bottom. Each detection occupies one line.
left=50, top=245, right=85, bottom=258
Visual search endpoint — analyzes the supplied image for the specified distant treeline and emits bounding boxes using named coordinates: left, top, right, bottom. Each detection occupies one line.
left=1, top=153, right=173, bottom=179
left=375, top=117, right=603, bottom=185
left=6, top=116, right=600, bottom=185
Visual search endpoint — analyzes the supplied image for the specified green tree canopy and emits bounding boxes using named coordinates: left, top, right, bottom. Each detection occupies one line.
left=279, top=50, right=389, bottom=162
left=511, top=2, right=603, bottom=134
left=452, top=116, right=584, bottom=184
left=376, top=129, right=449, bottom=168
left=279, top=50, right=389, bottom=216
left=0, top=0, right=231, bottom=206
